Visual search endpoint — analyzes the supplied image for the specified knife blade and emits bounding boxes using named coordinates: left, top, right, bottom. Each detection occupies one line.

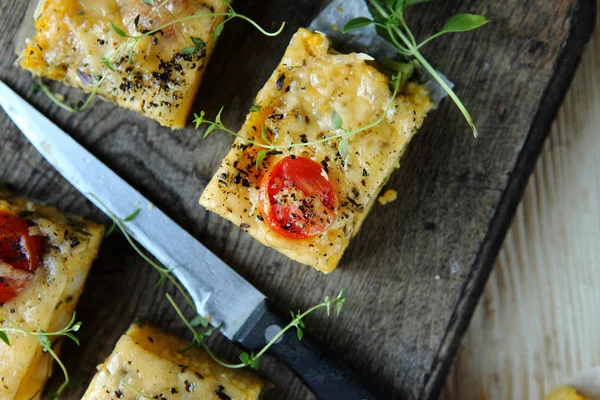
left=0, top=80, right=381, bottom=400
left=0, top=79, right=264, bottom=341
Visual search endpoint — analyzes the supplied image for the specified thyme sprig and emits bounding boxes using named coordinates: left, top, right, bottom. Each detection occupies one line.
left=343, top=0, right=489, bottom=137
left=194, top=73, right=404, bottom=164
left=97, top=200, right=346, bottom=371
left=169, top=290, right=345, bottom=370
left=92, top=195, right=195, bottom=311
left=39, top=0, right=285, bottom=113
left=0, top=312, right=82, bottom=399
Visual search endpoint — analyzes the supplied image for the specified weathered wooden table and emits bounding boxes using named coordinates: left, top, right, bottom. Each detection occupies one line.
left=0, top=1, right=595, bottom=399
left=443, top=4, right=600, bottom=400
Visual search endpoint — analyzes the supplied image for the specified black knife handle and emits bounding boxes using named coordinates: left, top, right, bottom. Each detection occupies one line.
left=235, top=302, right=381, bottom=400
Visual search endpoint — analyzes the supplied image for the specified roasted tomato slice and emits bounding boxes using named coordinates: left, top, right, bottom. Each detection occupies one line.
left=0, top=211, right=45, bottom=303
left=259, top=156, right=337, bottom=239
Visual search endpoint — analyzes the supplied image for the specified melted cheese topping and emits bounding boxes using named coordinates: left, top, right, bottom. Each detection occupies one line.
left=82, top=323, right=265, bottom=399
left=0, top=192, right=104, bottom=400
left=200, top=29, right=432, bottom=273
left=20, top=0, right=228, bottom=128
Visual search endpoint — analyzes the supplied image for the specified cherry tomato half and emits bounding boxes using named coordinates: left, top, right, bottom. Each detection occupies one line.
left=0, top=278, right=18, bottom=304
left=0, top=211, right=45, bottom=303
left=259, top=156, right=337, bottom=239
left=0, top=211, right=45, bottom=271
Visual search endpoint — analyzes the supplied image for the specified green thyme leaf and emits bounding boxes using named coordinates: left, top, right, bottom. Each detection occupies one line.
left=204, top=124, right=217, bottom=139
left=190, top=36, right=206, bottom=49
left=249, top=105, right=261, bottom=112
left=213, top=21, right=225, bottom=41
left=110, top=22, right=129, bottom=38
left=331, top=110, right=343, bottom=130
left=142, top=0, right=155, bottom=5
left=296, top=326, right=303, bottom=340
left=190, top=314, right=208, bottom=328
left=101, top=57, right=115, bottom=71
left=0, top=331, right=9, bottom=345
left=194, top=111, right=206, bottom=129
left=249, top=352, right=260, bottom=369
left=338, top=138, right=349, bottom=158
left=179, top=46, right=199, bottom=55
left=124, top=208, right=141, bottom=222
left=239, top=352, right=251, bottom=366
left=215, top=106, right=224, bottom=125
left=342, top=17, right=374, bottom=33
left=439, top=13, right=490, bottom=35
left=30, top=83, right=41, bottom=94
left=261, top=124, right=270, bottom=143
left=256, top=150, right=269, bottom=169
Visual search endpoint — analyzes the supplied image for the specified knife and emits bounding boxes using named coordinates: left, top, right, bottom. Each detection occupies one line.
left=0, top=80, right=381, bottom=399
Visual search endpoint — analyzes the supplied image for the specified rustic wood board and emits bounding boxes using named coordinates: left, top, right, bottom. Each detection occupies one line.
left=0, top=1, right=595, bottom=399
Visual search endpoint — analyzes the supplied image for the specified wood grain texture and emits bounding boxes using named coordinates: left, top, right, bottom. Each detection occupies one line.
left=0, top=1, right=594, bottom=399
left=442, top=4, right=600, bottom=399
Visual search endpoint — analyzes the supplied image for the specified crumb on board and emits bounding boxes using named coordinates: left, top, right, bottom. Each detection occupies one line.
left=546, top=386, right=590, bottom=400
left=378, top=189, right=398, bottom=205
left=337, top=7, right=344, bottom=12
left=332, top=24, right=339, bottom=31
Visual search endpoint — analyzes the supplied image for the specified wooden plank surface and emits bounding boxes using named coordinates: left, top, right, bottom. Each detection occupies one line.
left=0, top=1, right=595, bottom=399
left=442, top=4, right=600, bottom=399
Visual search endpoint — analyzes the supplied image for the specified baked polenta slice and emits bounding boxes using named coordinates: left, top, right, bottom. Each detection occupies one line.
left=20, top=0, right=228, bottom=128
left=0, top=191, right=104, bottom=400
left=200, top=28, right=432, bottom=273
left=82, top=322, right=265, bottom=400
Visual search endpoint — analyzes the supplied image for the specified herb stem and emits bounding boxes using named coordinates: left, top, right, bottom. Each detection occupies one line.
left=166, top=293, right=199, bottom=336
left=46, top=346, right=70, bottom=395
left=134, top=12, right=229, bottom=37
left=251, top=302, right=329, bottom=361
left=410, top=49, right=478, bottom=137
left=388, top=23, right=479, bottom=137
left=89, top=194, right=196, bottom=312
left=234, top=14, right=286, bottom=37
left=398, top=12, right=416, bottom=47
left=201, top=342, right=247, bottom=369
left=197, top=75, right=401, bottom=151
left=38, top=80, right=78, bottom=113
left=1, top=314, right=80, bottom=398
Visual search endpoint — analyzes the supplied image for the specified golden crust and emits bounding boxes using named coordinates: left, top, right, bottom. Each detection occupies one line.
left=200, top=28, right=432, bottom=273
left=82, top=322, right=266, bottom=399
left=20, top=0, right=228, bottom=128
left=0, top=191, right=104, bottom=400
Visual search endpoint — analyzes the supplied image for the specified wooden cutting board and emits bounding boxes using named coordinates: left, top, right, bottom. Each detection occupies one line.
left=0, top=1, right=595, bottom=399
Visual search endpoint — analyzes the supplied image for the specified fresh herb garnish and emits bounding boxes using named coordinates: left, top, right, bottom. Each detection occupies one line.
left=169, top=289, right=345, bottom=370
left=194, top=73, right=404, bottom=162
left=0, top=312, right=82, bottom=399
left=39, top=0, right=285, bottom=113
left=343, top=0, right=489, bottom=137
left=95, top=198, right=347, bottom=373
left=90, top=195, right=195, bottom=309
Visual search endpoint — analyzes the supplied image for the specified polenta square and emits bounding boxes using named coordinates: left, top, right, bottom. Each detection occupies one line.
left=0, top=191, right=104, bottom=400
left=82, top=322, right=266, bottom=400
left=200, top=28, right=432, bottom=273
left=20, top=0, right=228, bottom=128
